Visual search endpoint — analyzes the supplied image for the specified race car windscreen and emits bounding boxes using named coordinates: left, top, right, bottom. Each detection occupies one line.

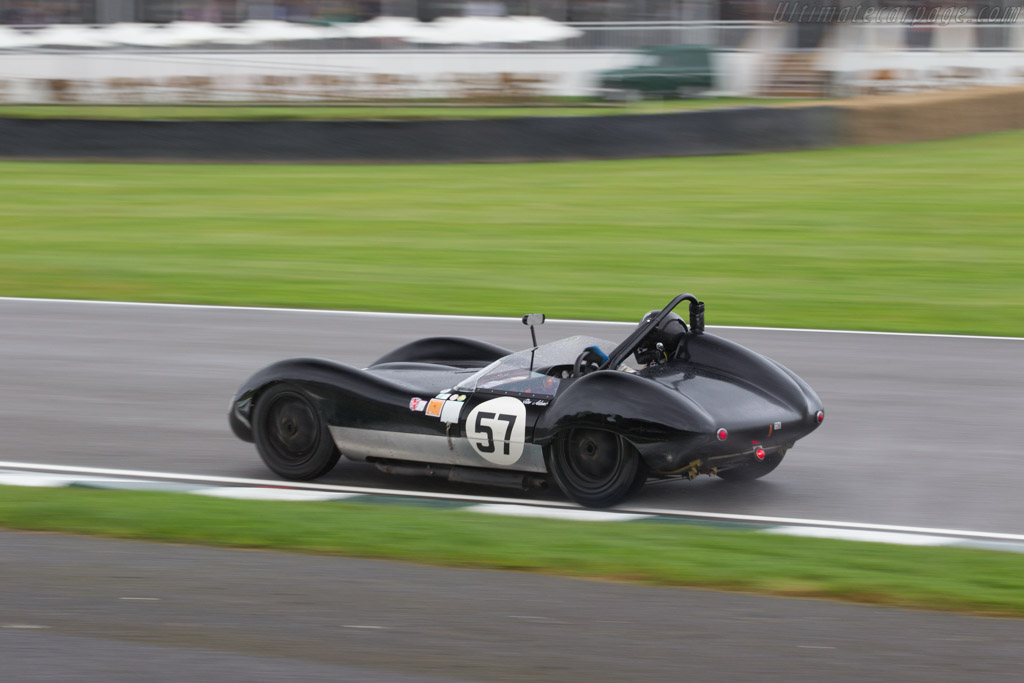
left=456, top=335, right=615, bottom=397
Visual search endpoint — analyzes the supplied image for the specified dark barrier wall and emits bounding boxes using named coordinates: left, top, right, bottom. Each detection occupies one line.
left=0, top=106, right=841, bottom=163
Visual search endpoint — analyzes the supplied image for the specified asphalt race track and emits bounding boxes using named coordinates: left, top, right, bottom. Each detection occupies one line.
left=3, top=298, right=1024, bottom=680
left=2, top=297, right=1023, bottom=533
left=5, top=530, right=1024, bottom=683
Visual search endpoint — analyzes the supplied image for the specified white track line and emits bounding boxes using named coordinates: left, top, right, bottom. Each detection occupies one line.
left=4, top=461, right=1023, bottom=543
left=471, top=504, right=649, bottom=523
left=190, top=487, right=360, bottom=502
left=0, top=461, right=580, bottom=509
left=761, top=527, right=953, bottom=546
left=621, top=505, right=1024, bottom=543
left=1, top=296, right=1022, bottom=341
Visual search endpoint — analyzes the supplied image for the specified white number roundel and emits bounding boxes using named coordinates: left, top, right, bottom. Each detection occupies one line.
left=466, top=396, right=527, bottom=465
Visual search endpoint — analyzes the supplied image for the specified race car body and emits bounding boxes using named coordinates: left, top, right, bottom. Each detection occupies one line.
left=229, top=293, right=824, bottom=507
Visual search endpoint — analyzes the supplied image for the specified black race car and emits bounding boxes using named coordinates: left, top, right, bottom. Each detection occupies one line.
left=229, top=293, right=824, bottom=507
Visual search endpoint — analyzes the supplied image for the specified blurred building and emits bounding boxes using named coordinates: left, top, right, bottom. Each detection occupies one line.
left=0, top=0, right=1020, bottom=24
left=0, top=0, right=1021, bottom=103
left=0, top=1, right=683, bottom=23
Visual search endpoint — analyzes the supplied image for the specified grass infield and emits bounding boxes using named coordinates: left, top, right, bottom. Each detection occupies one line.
left=1, top=130, right=1022, bottom=335
left=2, top=485, right=1023, bottom=617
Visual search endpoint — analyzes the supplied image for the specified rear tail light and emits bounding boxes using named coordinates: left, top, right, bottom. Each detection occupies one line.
left=716, top=428, right=728, bottom=441
left=755, top=446, right=766, bottom=460
left=816, top=410, right=824, bottom=424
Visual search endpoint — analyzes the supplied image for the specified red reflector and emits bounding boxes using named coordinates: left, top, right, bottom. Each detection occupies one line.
left=716, top=428, right=728, bottom=441
left=816, top=410, right=824, bottom=424
left=755, top=447, right=766, bottom=460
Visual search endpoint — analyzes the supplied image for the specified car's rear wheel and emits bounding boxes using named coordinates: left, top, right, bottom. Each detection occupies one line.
left=548, top=428, right=648, bottom=508
left=717, top=449, right=786, bottom=482
left=253, top=383, right=340, bottom=480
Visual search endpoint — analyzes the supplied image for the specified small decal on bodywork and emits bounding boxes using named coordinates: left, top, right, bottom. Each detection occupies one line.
left=409, top=397, right=427, bottom=412
left=426, top=399, right=444, bottom=417
left=440, top=400, right=464, bottom=424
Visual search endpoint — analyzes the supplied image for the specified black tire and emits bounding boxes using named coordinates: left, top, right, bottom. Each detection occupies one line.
left=717, top=449, right=786, bottom=482
left=548, top=429, right=648, bottom=508
left=252, top=383, right=340, bottom=480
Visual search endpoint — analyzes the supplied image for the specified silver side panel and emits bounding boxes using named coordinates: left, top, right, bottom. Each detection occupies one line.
left=329, top=426, right=547, bottom=473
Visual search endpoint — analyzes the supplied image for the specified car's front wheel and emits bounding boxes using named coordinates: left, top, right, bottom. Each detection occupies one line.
left=717, top=449, right=786, bottom=482
left=548, top=429, right=648, bottom=508
left=253, top=383, right=340, bottom=480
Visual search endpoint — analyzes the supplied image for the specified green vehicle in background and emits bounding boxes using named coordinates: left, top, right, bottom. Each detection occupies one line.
left=597, top=45, right=714, bottom=100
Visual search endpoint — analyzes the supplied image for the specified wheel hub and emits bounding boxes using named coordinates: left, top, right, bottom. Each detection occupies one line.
left=267, top=395, right=318, bottom=460
left=569, top=432, right=620, bottom=481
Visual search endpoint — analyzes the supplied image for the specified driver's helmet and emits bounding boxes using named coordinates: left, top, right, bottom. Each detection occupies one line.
left=634, top=311, right=687, bottom=365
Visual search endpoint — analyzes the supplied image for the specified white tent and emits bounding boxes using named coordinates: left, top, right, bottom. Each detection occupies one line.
left=95, top=21, right=337, bottom=47
left=234, top=20, right=343, bottom=44
left=129, top=21, right=256, bottom=47
left=0, top=26, right=37, bottom=49
left=23, top=25, right=113, bottom=48
left=410, top=16, right=582, bottom=45
left=507, top=16, right=583, bottom=43
left=339, top=16, right=430, bottom=40
left=0, top=16, right=582, bottom=50
left=77, top=21, right=255, bottom=48
left=95, top=22, right=173, bottom=47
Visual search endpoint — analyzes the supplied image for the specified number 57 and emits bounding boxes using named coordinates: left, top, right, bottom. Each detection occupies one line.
left=474, top=412, right=516, bottom=455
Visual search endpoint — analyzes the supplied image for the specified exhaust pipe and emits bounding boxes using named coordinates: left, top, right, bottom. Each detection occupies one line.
left=448, top=467, right=547, bottom=490
left=373, top=460, right=547, bottom=491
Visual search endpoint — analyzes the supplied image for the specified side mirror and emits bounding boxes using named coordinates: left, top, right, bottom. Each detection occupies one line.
left=522, top=314, right=545, bottom=326
left=522, top=313, right=545, bottom=348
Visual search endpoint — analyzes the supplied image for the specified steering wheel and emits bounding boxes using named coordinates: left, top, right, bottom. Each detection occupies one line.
left=573, top=347, right=607, bottom=378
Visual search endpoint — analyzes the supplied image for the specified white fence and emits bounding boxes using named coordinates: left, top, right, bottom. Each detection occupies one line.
left=1, top=20, right=1023, bottom=103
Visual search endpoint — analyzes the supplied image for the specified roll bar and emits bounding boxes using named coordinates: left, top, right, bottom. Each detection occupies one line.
left=600, top=293, right=704, bottom=370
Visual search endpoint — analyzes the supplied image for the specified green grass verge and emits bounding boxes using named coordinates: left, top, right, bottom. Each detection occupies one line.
left=2, top=485, right=1024, bottom=617
left=0, top=98, right=808, bottom=121
left=2, top=130, right=1023, bottom=335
